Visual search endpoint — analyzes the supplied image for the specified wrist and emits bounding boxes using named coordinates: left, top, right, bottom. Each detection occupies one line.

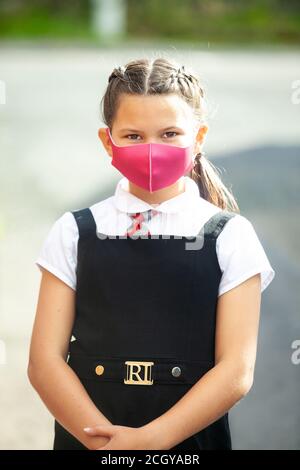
left=139, top=421, right=172, bottom=450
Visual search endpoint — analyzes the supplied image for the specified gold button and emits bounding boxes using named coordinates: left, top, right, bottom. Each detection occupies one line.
left=95, top=365, right=104, bottom=376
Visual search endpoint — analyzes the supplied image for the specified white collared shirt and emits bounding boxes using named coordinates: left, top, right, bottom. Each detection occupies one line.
left=35, top=176, right=275, bottom=297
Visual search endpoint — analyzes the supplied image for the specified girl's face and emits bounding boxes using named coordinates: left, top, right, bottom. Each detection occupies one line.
left=98, top=93, right=208, bottom=203
left=99, top=92, right=208, bottom=156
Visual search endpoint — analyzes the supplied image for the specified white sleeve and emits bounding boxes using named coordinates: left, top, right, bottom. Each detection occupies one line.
left=216, top=214, right=275, bottom=297
left=35, top=211, right=78, bottom=290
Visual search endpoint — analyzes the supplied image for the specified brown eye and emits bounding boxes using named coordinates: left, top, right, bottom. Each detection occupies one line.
left=164, top=132, right=178, bottom=138
left=126, top=134, right=140, bottom=140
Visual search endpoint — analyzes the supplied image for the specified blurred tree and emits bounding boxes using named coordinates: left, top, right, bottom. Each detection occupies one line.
left=0, top=0, right=299, bottom=44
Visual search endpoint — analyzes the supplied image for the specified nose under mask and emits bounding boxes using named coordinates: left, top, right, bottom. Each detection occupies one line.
left=106, top=127, right=195, bottom=193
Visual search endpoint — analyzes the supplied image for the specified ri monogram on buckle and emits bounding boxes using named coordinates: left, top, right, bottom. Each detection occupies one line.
left=124, top=360, right=154, bottom=385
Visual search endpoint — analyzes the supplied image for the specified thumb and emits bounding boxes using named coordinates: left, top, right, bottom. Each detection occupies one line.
left=83, top=424, right=115, bottom=437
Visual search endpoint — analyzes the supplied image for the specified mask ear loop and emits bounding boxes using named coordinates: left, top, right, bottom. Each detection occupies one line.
left=191, top=127, right=202, bottom=168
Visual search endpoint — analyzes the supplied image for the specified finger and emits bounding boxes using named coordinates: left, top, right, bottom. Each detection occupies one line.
left=83, top=425, right=115, bottom=437
left=96, top=444, right=110, bottom=451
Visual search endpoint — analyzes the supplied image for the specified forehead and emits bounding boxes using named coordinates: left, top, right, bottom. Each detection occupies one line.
left=114, top=93, right=194, bottom=130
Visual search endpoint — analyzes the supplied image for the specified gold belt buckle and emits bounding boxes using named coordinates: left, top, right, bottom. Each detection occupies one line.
left=124, top=360, right=154, bottom=385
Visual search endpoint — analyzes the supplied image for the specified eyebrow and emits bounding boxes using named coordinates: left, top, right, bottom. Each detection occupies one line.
left=118, top=126, right=183, bottom=133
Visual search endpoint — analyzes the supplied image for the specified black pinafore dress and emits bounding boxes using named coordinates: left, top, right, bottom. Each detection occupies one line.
left=53, top=207, right=237, bottom=450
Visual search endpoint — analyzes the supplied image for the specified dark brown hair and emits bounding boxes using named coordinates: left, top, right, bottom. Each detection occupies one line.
left=100, top=57, right=239, bottom=212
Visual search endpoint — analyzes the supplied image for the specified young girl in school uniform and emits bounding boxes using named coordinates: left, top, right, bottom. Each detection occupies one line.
left=28, top=57, right=275, bottom=451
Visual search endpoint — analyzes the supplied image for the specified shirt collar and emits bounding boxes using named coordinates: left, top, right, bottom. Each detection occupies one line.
left=113, top=176, right=201, bottom=214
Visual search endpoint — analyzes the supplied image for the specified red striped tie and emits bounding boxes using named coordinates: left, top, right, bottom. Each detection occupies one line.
left=125, top=209, right=159, bottom=237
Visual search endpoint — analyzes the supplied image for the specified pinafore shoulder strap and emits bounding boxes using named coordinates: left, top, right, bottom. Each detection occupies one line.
left=202, top=210, right=237, bottom=239
left=71, top=207, right=96, bottom=239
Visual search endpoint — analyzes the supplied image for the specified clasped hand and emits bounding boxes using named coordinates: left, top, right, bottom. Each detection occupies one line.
left=83, top=423, right=163, bottom=450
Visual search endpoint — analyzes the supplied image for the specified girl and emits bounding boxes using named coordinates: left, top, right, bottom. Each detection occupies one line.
left=28, top=57, right=275, bottom=450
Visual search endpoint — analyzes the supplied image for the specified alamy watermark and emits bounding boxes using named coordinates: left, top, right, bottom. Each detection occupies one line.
left=291, top=80, right=300, bottom=105
left=96, top=230, right=205, bottom=251
left=0, top=80, right=6, bottom=105
left=0, top=339, right=6, bottom=365
left=291, top=339, right=300, bottom=365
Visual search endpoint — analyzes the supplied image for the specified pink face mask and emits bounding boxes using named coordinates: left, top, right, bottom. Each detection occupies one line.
left=106, top=127, right=195, bottom=193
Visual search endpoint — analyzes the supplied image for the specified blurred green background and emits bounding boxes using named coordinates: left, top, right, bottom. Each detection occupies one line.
left=0, top=0, right=300, bottom=45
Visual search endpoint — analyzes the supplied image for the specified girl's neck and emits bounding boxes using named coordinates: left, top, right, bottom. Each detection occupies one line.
left=128, top=177, right=186, bottom=206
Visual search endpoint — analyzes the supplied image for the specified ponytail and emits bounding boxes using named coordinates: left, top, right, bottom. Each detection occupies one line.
left=190, top=151, right=240, bottom=213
